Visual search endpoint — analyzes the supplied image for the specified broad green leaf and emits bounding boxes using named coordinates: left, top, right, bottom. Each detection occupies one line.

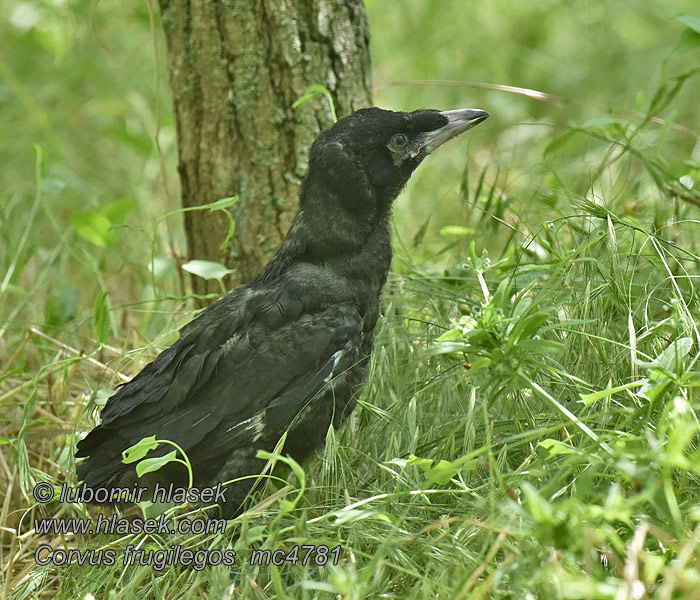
left=256, top=449, right=305, bottom=487
left=101, top=197, right=136, bottom=223
left=94, top=389, right=116, bottom=407
left=674, top=28, right=700, bottom=53
left=467, top=356, right=492, bottom=373
left=436, top=329, right=462, bottom=342
left=139, top=499, right=175, bottom=519
left=70, top=211, right=116, bottom=247
left=425, top=459, right=458, bottom=485
left=653, top=337, right=693, bottom=373
left=256, top=449, right=306, bottom=512
left=406, top=455, right=434, bottom=471
left=509, top=311, right=549, bottom=341
left=521, top=482, right=554, bottom=524
left=135, top=450, right=178, bottom=477
left=181, top=259, right=233, bottom=280
left=45, top=285, right=80, bottom=328
left=517, top=339, right=566, bottom=355
left=424, top=341, right=471, bottom=357
left=545, top=172, right=562, bottom=190
left=407, top=455, right=460, bottom=485
left=149, top=255, right=176, bottom=279
left=122, top=435, right=159, bottom=464
left=538, top=438, right=579, bottom=456
left=639, top=378, right=673, bottom=403
left=286, top=455, right=305, bottom=490
left=678, top=14, right=700, bottom=34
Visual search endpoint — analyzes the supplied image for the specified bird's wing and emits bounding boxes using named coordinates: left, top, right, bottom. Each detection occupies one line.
left=76, top=283, right=362, bottom=484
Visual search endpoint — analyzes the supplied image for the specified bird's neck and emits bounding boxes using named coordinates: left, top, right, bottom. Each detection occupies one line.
left=255, top=206, right=393, bottom=295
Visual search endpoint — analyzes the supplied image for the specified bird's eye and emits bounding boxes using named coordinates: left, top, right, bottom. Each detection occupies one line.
left=389, top=133, right=409, bottom=149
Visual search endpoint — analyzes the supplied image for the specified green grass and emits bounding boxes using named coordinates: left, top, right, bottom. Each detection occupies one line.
left=2, top=1, right=700, bottom=598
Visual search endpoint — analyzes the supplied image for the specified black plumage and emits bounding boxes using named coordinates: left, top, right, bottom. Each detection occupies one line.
left=76, top=106, right=489, bottom=517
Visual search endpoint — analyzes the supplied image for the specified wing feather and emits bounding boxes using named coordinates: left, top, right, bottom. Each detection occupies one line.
left=76, top=279, right=363, bottom=488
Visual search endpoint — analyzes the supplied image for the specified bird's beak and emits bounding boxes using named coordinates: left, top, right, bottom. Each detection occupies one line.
left=421, top=108, right=490, bottom=154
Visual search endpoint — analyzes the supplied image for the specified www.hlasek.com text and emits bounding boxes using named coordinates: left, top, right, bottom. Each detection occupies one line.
left=35, top=513, right=226, bottom=536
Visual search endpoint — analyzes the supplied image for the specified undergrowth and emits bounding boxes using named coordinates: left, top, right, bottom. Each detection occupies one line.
left=2, top=3, right=700, bottom=599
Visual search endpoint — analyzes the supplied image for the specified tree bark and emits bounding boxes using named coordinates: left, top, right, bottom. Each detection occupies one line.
left=158, top=0, right=373, bottom=297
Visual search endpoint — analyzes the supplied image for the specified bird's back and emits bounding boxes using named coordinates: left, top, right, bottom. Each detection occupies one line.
left=76, top=252, right=377, bottom=515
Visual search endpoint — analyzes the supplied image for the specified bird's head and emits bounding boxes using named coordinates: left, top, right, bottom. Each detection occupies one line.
left=301, top=107, right=489, bottom=218
left=288, top=106, right=488, bottom=264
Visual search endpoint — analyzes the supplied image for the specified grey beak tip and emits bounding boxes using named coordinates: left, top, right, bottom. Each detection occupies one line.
left=463, top=109, right=490, bottom=123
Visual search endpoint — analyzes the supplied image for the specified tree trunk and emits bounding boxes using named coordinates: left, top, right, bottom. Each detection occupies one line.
left=158, top=0, right=373, bottom=298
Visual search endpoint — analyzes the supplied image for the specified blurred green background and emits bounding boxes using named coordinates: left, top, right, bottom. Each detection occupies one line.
left=1, top=0, right=698, bottom=340
left=3, top=2, right=700, bottom=597
left=370, top=0, right=700, bottom=248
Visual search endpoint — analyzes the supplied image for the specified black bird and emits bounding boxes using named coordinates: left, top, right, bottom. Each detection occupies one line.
left=76, top=106, right=489, bottom=517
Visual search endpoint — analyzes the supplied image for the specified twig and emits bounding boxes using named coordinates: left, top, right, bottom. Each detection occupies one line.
left=29, top=327, right=130, bottom=383
left=665, top=183, right=700, bottom=208
left=378, top=79, right=700, bottom=138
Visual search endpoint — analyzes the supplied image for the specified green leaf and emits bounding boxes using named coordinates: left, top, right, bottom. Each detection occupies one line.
left=425, top=459, right=458, bottom=485
left=135, top=450, right=178, bottom=477
left=543, top=131, right=575, bottom=157
left=424, top=341, right=471, bottom=357
left=149, top=255, right=176, bottom=279
left=139, top=499, right=175, bottom=519
left=207, top=196, right=238, bottom=210
left=287, top=457, right=305, bottom=489
left=653, top=337, right=693, bottom=373
left=255, top=449, right=305, bottom=487
left=70, top=211, right=116, bottom=247
left=93, top=290, right=110, bottom=344
left=44, top=285, right=80, bottom=328
left=517, top=339, right=566, bottom=355
left=181, top=259, right=233, bottom=280
left=406, top=454, right=434, bottom=470
left=511, top=296, right=532, bottom=321
left=509, top=311, right=549, bottom=342
left=674, top=27, right=700, bottom=53
left=545, top=172, right=562, bottom=190
left=122, top=435, right=159, bottom=464
left=468, top=356, right=492, bottom=373
left=101, top=197, right=136, bottom=223
left=439, top=225, right=476, bottom=237
left=538, top=438, right=579, bottom=457
left=407, top=455, right=459, bottom=485
left=93, top=389, right=116, bottom=407
left=678, top=14, right=700, bottom=35
left=579, top=380, right=645, bottom=407
left=521, top=482, right=555, bottom=524
left=639, top=378, right=673, bottom=403
left=436, top=329, right=462, bottom=342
